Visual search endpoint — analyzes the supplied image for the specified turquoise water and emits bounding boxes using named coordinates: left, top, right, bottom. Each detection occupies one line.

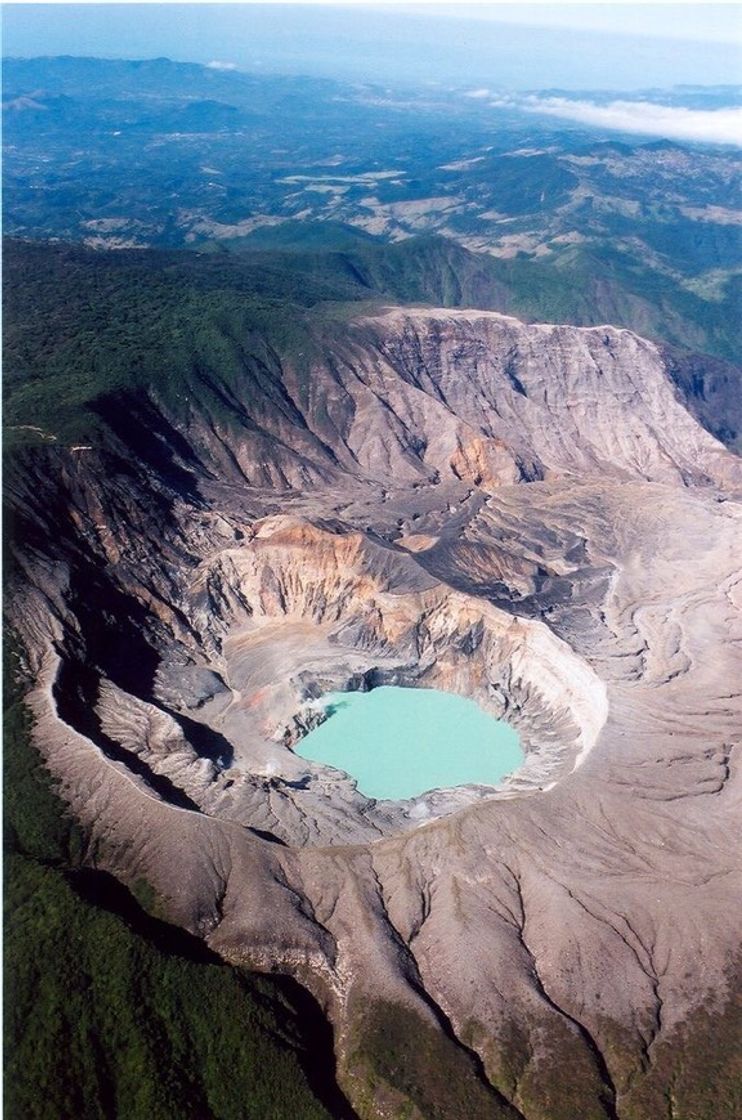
left=293, top=686, right=523, bottom=801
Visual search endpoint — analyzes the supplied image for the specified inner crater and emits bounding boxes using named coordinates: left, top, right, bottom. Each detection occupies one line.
left=94, top=516, right=608, bottom=847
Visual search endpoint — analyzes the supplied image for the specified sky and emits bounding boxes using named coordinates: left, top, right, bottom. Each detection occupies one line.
left=399, top=4, right=741, bottom=44
left=3, top=3, right=742, bottom=91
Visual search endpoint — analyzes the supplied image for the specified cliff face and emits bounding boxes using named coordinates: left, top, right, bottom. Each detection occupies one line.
left=7, top=306, right=742, bottom=1120
left=130, top=307, right=736, bottom=495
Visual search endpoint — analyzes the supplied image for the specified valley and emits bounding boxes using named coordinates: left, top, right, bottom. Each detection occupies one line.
left=3, top=57, right=741, bottom=365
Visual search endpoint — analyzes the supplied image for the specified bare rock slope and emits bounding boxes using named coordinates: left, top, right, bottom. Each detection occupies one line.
left=8, top=308, right=742, bottom=1119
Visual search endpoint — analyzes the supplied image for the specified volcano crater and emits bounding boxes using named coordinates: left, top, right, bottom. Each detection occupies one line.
left=104, top=516, right=612, bottom=847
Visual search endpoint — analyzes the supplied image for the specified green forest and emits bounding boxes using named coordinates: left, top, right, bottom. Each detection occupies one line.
left=5, top=234, right=739, bottom=451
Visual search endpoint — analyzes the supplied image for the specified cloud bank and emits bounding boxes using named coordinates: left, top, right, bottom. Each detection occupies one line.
left=519, top=96, right=742, bottom=146
left=206, top=60, right=237, bottom=71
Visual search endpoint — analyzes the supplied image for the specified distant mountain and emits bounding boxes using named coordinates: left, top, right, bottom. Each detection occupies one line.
left=3, top=57, right=739, bottom=371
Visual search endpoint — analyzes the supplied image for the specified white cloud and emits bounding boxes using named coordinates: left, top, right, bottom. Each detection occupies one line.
left=464, top=87, right=491, bottom=99
left=521, top=96, right=742, bottom=146
left=206, top=60, right=237, bottom=71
